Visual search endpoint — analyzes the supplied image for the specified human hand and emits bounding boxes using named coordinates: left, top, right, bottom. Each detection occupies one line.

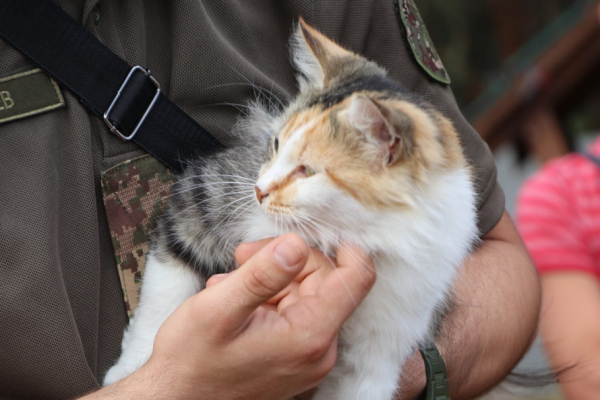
left=210, top=238, right=349, bottom=311
left=91, top=234, right=375, bottom=400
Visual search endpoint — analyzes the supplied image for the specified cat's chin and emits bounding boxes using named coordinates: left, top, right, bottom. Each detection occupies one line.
left=250, top=209, right=326, bottom=249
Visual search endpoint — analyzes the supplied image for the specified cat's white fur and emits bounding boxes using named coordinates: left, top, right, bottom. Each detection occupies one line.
left=290, top=27, right=325, bottom=92
left=102, top=256, right=202, bottom=386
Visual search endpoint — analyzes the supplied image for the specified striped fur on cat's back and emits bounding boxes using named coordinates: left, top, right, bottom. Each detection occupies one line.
left=104, top=19, right=478, bottom=400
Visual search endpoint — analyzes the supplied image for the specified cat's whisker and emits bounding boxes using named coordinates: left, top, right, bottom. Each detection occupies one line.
left=215, top=104, right=250, bottom=117
left=216, top=202, right=256, bottom=231
left=299, top=222, right=357, bottom=307
left=323, top=252, right=358, bottom=307
left=196, top=195, right=256, bottom=222
left=114, top=176, right=253, bottom=211
left=164, top=195, right=254, bottom=231
left=158, top=182, right=254, bottom=203
left=191, top=202, right=256, bottom=256
left=293, top=212, right=339, bottom=246
left=174, top=177, right=256, bottom=188
left=288, top=213, right=326, bottom=286
left=226, top=63, right=286, bottom=111
left=180, top=173, right=256, bottom=183
left=309, top=232, right=358, bottom=306
left=194, top=82, right=286, bottom=110
left=292, top=213, right=387, bottom=281
left=295, top=210, right=341, bottom=236
left=337, top=246, right=378, bottom=279
left=195, top=102, right=253, bottom=115
left=266, top=74, right=286, bottom=110
left=171, top=181, right=254, bottom=197
left=162, top=191, right=255, bottom=224
left=338, top=246, right=398, bottom=282
left=294, top=216, right=372, bottom=275
left=261, top=87, right=281, bottom=115
left=257, top=71, right=287, bottom=112
left=279, top=209, right=286, bottom=236
left=197, top=198, right=256, bottom=249
left=150, top=179, right=254, bottom=207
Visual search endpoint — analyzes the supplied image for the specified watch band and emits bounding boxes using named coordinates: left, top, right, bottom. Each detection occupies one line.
left=419, top=345, right=451, bottom=400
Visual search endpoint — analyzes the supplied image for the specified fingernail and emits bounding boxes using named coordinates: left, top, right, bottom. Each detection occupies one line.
left=206, top=273, right=229, bottom=287
left=273, top=239, right=303, bottom=269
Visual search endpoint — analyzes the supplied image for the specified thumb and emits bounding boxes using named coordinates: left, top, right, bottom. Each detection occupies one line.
left=206, top=273, right=229, bottom=288
left=211, top=234, right=309, bottom=329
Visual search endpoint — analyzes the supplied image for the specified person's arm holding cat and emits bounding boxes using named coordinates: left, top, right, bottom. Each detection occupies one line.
left=399, top=211, right=541, bottom=399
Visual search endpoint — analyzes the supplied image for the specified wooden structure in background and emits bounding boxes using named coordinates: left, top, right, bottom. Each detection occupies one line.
left=471, top=0, right=600, bottom=162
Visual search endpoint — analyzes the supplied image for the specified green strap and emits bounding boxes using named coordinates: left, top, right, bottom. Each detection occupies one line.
left=419, top=345, right=451, bottom=400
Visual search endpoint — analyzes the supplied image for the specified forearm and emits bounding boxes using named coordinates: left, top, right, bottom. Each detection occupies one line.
left=400, top=212, right=542, bottom=399
left=540, top=272, right=600, bottom=400
left=78, top=361, right=175, bottom=400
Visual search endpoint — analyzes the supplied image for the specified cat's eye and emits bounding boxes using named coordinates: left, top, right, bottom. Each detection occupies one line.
left=304, top=166, right=316, bottom=177
left=273, top=137, right=279, bottom=152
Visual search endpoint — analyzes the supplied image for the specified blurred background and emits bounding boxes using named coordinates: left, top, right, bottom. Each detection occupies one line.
left=417, top=0, right=600, bottom=398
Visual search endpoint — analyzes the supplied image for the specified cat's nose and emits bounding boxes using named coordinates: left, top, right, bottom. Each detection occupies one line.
left=255, top=186, right=269, bottom=204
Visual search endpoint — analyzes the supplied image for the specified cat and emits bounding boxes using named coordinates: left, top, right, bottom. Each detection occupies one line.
left=103, top=19, right=478, bottom=400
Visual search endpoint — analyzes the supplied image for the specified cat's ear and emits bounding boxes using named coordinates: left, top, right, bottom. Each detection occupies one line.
left=292, top=18, right=355, bottom=91
left=343, top=94, right=412, bottom=166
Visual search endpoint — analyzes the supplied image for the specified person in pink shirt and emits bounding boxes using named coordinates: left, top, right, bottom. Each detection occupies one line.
left=518, top=135, right=600, bottom=399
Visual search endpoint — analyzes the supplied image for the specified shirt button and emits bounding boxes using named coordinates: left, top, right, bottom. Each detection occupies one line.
left=92, top=5, right=101, bottom=25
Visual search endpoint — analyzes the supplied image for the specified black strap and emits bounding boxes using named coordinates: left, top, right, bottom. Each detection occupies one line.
left=0, top=0, right=225, bottom=174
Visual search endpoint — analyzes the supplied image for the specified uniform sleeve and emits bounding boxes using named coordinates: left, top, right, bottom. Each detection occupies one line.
left=316, top=0, right=505, bottom=236
left=517, top=166, right=597, bottom=277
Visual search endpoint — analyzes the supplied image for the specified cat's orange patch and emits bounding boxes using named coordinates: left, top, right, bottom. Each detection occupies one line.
left=321, top=97, right=465, bottom=209
left=265, top=92, right=467, bottom=213
left=279, top=107, right=325, bottom=143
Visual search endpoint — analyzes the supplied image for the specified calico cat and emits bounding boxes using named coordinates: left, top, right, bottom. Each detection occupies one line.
left=104, top=19, right=478, bottom=400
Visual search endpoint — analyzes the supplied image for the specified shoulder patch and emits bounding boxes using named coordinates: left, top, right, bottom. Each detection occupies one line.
left=0, top=66, right=65, bottom=125
left=395, top=0, right=451, bottom=85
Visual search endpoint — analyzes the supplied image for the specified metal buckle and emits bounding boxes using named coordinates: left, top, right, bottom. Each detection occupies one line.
left=103, top=66, right=161, bottom=141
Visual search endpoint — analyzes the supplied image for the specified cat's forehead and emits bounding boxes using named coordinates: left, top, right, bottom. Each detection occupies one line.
left=278, top=106, right=329, bottom=143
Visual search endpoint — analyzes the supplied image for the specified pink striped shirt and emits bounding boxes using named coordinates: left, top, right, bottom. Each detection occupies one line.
left=517, top=138, right=600, bottom=277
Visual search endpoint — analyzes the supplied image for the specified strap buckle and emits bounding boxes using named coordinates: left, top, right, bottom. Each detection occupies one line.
left=103, top=66, right=161, bottom=141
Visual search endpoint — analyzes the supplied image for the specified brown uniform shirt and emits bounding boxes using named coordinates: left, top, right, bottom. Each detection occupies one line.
left=0, top=0, right=504, bottom=398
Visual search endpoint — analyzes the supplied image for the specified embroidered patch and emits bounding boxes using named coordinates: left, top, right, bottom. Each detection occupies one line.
left=395, top=0, right=451, bottom=85
left=0, top=67, right=65, bottom=125
left=101, top=155, right=175, bottom=316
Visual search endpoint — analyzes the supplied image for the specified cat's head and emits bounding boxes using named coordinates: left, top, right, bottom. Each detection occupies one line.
left=254, top=19, right=465, bottom=233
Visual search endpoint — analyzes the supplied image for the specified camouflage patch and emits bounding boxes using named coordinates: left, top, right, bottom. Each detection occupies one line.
left=100, top=154, right=175, bottom=317
left=395, top=0, right=451, bottom=85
